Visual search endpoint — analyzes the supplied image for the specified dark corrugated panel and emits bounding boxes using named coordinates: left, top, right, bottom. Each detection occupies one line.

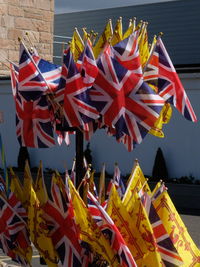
left=54, top=0, right=200, bottom=65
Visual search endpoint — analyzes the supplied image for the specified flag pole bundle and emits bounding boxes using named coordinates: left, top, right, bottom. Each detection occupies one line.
left=9, top=17, right=197, bottom=152
left=0, top=159, right=198, bottom=266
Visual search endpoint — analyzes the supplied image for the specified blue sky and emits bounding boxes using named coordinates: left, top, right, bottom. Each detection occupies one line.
left=55, top=0, right=177, bottom=14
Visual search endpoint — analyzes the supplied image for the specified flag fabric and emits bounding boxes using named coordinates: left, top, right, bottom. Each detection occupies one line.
left=87, top=190, right=137, bottom=267
left=10, top=168, right=24, bottom=204
left=42, top=179, right=82, bottom=266
left=15, top=94, right=55, bottom=148
left=18, top=43, right=48, bottom=101
left=123, top=18, right=134, bottom=40
left=70, top=28, right=84, bottom=62
left=144, top=36, right=197, bottom=122
left=139, top=190, right=183, bottom=266
left=28, top=184, right=59, bottom=266
left=34, top=161, right=48, bottom=205
left=122, top=162, right=151, bottom=207
left=68, top=179, right=120, bottom=267
left=93, top=19, right=113, bottom=59
left=0, top=192, right=32, bottom=266
left=113, top=31, right=142, bottom=76
left=77, top=40, right=99, bottom=88
left=152, top=186, right=200, bottom=266
left=11, top=56, right=56, bottom=148
left=111, top=17, right=123, bottom=46
left=92, top=43, right=164, bottom=149
left=149, top=103, right=172, bottom=138
left=106, top=163, right=126, bottom=198
left=107, top=185, right=163, bottom=266
left=10, top=62, right=19, bottom=97
left=62, top=47, right=99, bottom=128
left=138, top=23, right=150, bottom=69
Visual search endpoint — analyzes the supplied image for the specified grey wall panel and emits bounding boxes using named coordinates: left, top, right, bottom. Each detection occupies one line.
left=54, top=0, right=200, bottom=65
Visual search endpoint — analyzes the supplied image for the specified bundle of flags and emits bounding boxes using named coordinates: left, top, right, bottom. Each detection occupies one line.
left=1, top=159, right=199, bottom=266
left=9, top=18, right=197, bottom=151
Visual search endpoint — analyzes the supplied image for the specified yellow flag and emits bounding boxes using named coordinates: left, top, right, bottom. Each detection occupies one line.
left=22, top=160, right=33, bottom=209
left=106, top=185, right=151, bottom=266
left=138, top=22, right=150, bottom=69
left=151, top=181, right=162, bottom=198
left=70, top=27, right=84, bottom=61
left=149, top=103, right=172, bottom=137
left=93, top=19, right=113, bottom=58
left=69, top=180, right=120, bottom=267
left=34, top=161, right=48, bottom=205
left=28, top=185, right=59, bottom=266
left=111, top=17, right=123, bottom=46
left=123, top=161, right=151, bottom=206
left=10, top=167, right=24, bottom=203
left=107, top=185, right=163, bottom=266
left=98, top=163, right=105, bottom=204
left=153, top=188, right=200, bottom=266
left=123, top=18, right=134, bottom=40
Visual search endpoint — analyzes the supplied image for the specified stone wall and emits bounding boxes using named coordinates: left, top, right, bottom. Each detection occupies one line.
left=0, top=0, right=54, bottom=76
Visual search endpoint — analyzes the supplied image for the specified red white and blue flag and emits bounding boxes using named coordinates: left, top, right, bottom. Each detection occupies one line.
left=18, top=43, right=61, bottom=101
left=144, top=37, right=197, bottom=122
left=0, top=192, right=31, bottom=266
left=87, top=191, right=137, bottom=267
left=43, top=181, right=82, bottom=267
left=139, top=190, right=183, bottom=266
left=63, top=48, right=99, bottom=128
left=113, top=31, right=142, bottom=76
left=91, top=44, right=164, bottom=147
left=15, top=95, right=55, bottom=148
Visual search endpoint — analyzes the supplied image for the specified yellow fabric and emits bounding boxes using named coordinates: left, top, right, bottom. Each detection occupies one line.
left=98, top=163, right=105, bottom=204
left=151, top=181, right=162, bottom=198
left=9, top=168, right=32, bottom=265
left=153, top=189, right=200, bottom=266
left=149, top=103, right=172, bottom=138
left=22, top=160, right=33, bottom=209
left=123, top=19, right=134, bottom=40
left=28, top=185, right=58, bottom=266
left=69, top=180, right=120, bottom=267
left=138, top=25, right=150, bottom=69
left=107, top=186, right=162, bottom=266
left=34, top=161, right=48, bottom=205
left=10, top=167, right=24, bottom=203
left=111, top=17, right=123, bottom=46
left=123, top=163, right=151, bottom=206
left=93, top=19, right=113, bottom=59
left=70, top=28, right=84, bottom=61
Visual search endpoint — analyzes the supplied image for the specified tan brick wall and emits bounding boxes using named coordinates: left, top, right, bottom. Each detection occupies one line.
left=0, top=0, right=54, bottom=76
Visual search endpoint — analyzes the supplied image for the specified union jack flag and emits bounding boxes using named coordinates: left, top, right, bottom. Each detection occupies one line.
left=18, top=43, right=61, bottom=101
left=113, top=31, right=142, bottom=76
left=15, top=95, right=55, bottom=148
left=107, top=163, right=126, bottom=198
left=43, top=180, right=82, bottom=267
left=0, top=192, right=32, bottom=266
left=87, top=191, right=137, bottom=267
left=144, top=37, right=197, bottom=122
left=63, top=47, right=99, bottom=128
left=10, top=63, right=19, bottom=97
left=91, top=44, right=165, bottom=147
left=11, top=61, right=55, bottom=148
left=77, top=40, right=98, bottom=87
left=139, top=190, right=183, bottom=266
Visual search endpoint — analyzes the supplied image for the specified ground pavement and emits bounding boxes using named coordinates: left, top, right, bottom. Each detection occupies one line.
left=0, top=214, right=199, bottom=267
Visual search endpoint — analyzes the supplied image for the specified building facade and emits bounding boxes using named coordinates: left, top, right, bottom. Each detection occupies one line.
left=0, top=0, right=54, bottom=76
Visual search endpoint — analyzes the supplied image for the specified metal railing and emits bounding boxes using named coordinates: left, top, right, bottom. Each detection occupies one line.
left=53, top=35, right=72, bottom=63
